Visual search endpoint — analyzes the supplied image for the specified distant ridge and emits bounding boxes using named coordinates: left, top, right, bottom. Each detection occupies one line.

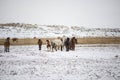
left=0, top=23, right=120, bottom=38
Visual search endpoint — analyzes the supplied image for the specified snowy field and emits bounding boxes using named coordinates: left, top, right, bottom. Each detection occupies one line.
left=0, top=44, right=120, bottom=80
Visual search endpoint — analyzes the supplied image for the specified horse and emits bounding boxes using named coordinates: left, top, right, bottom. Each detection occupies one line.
left=46, top=37, right=66, bottom=52
left=64, top=37, right=70, bottom=51
left=46, top=37, right=63, bottom=52
left=51, top=41, right=57, bottom=52
left=12, top=38, right=18, bottom=43
left=38, top=39, right=42, bottom=50
left=69, top=37, right=77, bottom=50
left=51, top=37, right=63, bottom=51
left=46, top=40, right=51, bottom=51
left=4, top=37, right=10, bottom=52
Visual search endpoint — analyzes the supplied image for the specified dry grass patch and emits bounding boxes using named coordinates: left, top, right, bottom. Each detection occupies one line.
left=0, top=37, right=120, bottom=45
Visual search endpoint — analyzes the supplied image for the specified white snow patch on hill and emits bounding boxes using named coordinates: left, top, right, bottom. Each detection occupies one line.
left=0, top=24, right=120, bottom=38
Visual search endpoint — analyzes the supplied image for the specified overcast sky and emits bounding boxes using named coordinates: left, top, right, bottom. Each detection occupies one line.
left=0, top=0, right=120, bottom=28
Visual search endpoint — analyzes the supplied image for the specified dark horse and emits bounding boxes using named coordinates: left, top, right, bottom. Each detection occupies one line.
left=4, top=37, right=10, bottom=52
left=70, top=37, right=77, bottom=50
left=12, top=38, right=18, bottom=43
left=38, top=39, right=42, bottom=50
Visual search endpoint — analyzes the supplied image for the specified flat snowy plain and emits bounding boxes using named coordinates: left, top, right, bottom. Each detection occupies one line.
left=0, top=44, right=120, bottom=80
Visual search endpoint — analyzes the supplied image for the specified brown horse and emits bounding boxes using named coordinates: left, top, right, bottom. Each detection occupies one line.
left=12, top=38, right=18, bottom=43
left=46, top=40, right=51, bottom=51
left=70, top=37, right=77, bottom=50
left=4, top=37, right=10, bottom=52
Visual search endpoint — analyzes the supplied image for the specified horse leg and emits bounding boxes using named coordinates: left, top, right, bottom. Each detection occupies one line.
left=72, top=44, right=75, bottom=50
left=4, top=46, right=7, bottom=52
left=52, top=47, right=53, bottom=52
left=48, top=47, right=51, bottom=51
left=63, top=45, right=65, bottom=51
left=47, top=45, right=49, bottom=51
left=57, top=46, right=59, bottom=50
left=61, top=46, right=63, bottom=51
left=66, top=46, right=69, bottom=51
left=52, top=45, right=54, bottom=52
left=69, top=44, right=72, bottom=50
left=49, top=46, right=51, bottom=51
left=55, top=46, right=57, bottom=51
left=39, top=46, right=41, bottom=50
left=73, top=45, right=75, bottom=50
left=7, top=46, right=9, bottom=52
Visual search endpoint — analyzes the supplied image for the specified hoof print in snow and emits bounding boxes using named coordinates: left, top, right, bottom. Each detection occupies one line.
left=115, top=55, right=119, bottom=58
left=10, top=71, right=17, bottom=75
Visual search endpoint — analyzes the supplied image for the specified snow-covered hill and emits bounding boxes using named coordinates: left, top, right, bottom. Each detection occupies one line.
left=0, top=23, right=120, bottom=38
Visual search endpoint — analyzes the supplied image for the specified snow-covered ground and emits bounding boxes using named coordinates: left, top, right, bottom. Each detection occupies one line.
left=0, top=44, right=120, bottom=80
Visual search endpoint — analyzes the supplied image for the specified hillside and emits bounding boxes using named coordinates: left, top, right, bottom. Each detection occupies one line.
left=0, top=23, right=120, bottom=38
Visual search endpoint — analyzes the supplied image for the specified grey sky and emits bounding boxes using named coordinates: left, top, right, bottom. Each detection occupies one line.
left=0, top=0, right=120, bottom=28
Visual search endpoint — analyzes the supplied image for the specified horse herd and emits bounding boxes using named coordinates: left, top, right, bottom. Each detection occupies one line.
left=4, top=37, right=77, bottom=52
left=38, top=36, right=77, bottom=52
